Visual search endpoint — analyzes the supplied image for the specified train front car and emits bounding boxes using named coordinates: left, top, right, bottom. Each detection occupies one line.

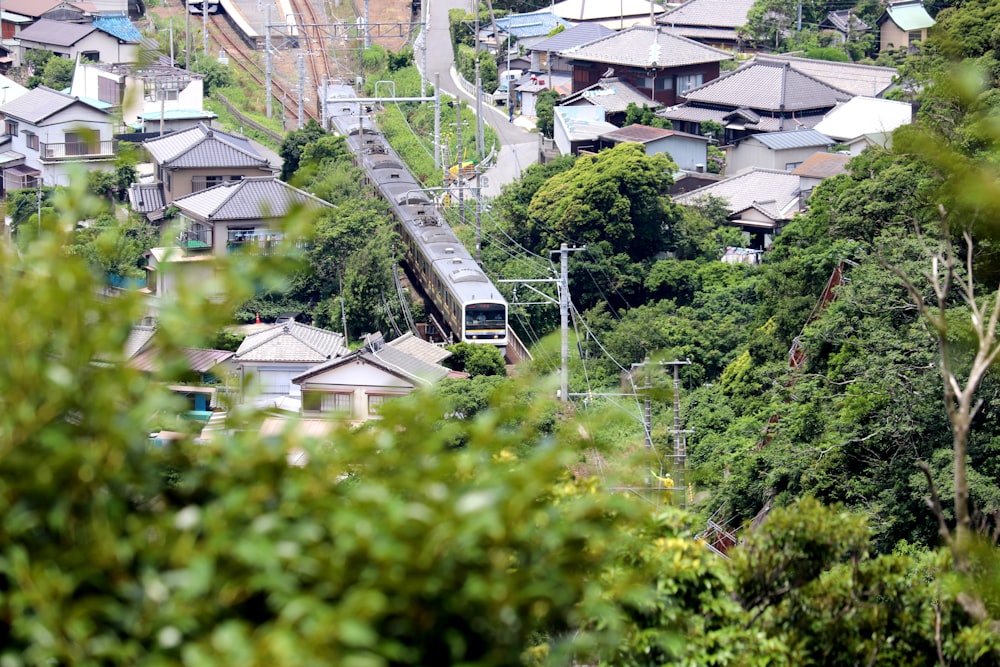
left=444, top=259, right=509, bottom=350
left=464, top=301, right=508, bottom=345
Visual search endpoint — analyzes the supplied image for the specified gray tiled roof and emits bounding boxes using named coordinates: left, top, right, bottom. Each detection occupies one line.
left=292, top=341, right=451, bottom=386
left=821, top=10, right=870, bottom=34
left=128, top=183, right=165, bottom=214
left=659, top=104, right=827, bottom=132
left=561, top=24, right=732, bottom=68
left=144, top=122, right=268, bottom=169
left=550, top=0, right=664, bottom=21
left=17, top=18, right=95, bottom=47
left=130, top=347, right=234, bottom=373
left=528, top=23, right=616, bottom=53
left=745, top=128, right=833, bottom=150
left=235, top=321, right=347, bottom=363
left=657, top=0, right=756, bottom=29
left=660, top=25, right=743, bottom=41
left=124, top=324, right=157, bottom=360
left=757, top=54, right=896, bottom=98
left=674, top=168, right=802, bottom=221
left=560, top=77, right=659, bottom=113
left=0, top=86, right=81, bottom=124
left=681, top=60, right=852, bottom=112
left=173, top=177, right=332, bottom=221
left=387, top=332, right=452, bottom=365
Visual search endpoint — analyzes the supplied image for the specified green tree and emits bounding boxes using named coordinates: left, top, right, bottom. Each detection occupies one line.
left=534, top=89, right=560, bottom=138
left=278, top=119, right=327, bottom=181
left=623, top=103, right=671, bottom=129
left=526, top=143, right=679, bottom=260
left=41, top=56, right=74, bottom=91
left=445, top=341, right=507, bottom=377
left=191, top=53, right=233, bottom=95
left=742, top=0, right=827, bottom=50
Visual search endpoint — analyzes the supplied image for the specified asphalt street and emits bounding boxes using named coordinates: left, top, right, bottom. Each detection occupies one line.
left=421, top=0, right=539, bottom=197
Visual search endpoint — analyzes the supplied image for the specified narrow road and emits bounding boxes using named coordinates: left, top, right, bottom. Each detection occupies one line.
left=422, top=0, right=538, bottom=197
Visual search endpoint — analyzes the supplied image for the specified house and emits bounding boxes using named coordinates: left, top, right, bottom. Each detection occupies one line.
left=658, top=59, right=852, bottom=143
left=547, top=0, right=665, bottom=29
left=128, top=123, right=275, bottom=220
left=234, top=321, right=348, bottom=399
left=755, top=54, right=898, bottom=98
left=878, top=0, right=935, bottom=52
left=0, top=85, right=116, bottom=191
left=479, top=10, right=571, bottom=56
left=819, top=10, right=870, bottom=45
left=71, top=60, right=213, bottom=134
left=293, top=333, right=457, bottom=423
left=812, top=96, right=912, bottom=143
left=18, top=16, right=141, bottom=66
left=843, top=131, right=893, bottom=157
left=725, top=129, right=834, bottom=174
left=129, top=346, right=237, bottom=412
left=791, top=152, right=851, bottom=193
left=599, top=123, right=708, bottom=171
left=560, top=24, right=732, bottom=107
left=171, top=176, right=332, bottom=256
left=525, top=23, right=615, bottom=95
left=656, top=0, right=757, bottom=51
left=673, top=168, right=803, bottom=249
left=0, top=10, right=33, bottom=69
left=0, top=73, right=28, bottom=105
left=516, top=77, right=550, bottom=117
left=554, top=105, right=619, bottom=155
left=558, top=77, right=660, bottom=127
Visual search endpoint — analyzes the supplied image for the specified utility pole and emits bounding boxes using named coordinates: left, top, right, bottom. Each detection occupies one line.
left=551, top=244, right=585, bottom=403
left=456, top=99, right=464, bottom=227
left=203, top=0, right=208, bottom=55
left=433, top=73, right=441, bottom=169
left=297, top=53, right=304, bottom=129
left=265, top=5, right=272, bottom=119
left=664, top=359, right=693, bottom=507
left=797, top=0, right=802, bottom=33
left=185, top=6, right=191, bottom=69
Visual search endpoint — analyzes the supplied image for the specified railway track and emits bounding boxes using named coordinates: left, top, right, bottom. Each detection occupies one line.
left=207, top=13, right=320, bottom=124
left=287, top=0, right=332, bottom=119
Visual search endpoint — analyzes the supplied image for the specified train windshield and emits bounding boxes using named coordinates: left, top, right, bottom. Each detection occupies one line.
left=465, top=303, right=506, bottom=330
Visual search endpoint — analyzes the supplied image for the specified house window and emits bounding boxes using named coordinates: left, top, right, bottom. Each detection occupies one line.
left=4, top=120, right=16, bottom=136
left=303, top=391, right=352, bottom=415
left=367, top=393, right=401, bottom=415
left=784, top=161, right=802, bottom=171
left=80, top=51, right=100, bottom=63
left=908, top=30, right=923, bottom=43
left=676, top=73, right=703, bottom=95
left=23, top=131, right=37, bottom=150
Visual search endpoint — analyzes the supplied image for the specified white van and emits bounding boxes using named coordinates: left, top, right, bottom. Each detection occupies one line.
left=499, top=69, right=523, bottom=85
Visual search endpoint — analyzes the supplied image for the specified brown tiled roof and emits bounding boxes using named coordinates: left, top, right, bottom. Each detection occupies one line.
left=601, top=123, right=708, bottom=143
left=791, top=152, right=851, bottom=179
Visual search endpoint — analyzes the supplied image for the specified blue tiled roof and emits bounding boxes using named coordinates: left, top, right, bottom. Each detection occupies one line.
left=94, top=15, right=142, bottom=43
left=496, top=11, right=571, bottom=39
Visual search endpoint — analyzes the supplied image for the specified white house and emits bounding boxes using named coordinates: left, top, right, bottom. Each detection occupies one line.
left=71, top=60, right=212, bottom=133
left=0, top=85, right=116, bottom=190
left=234, top=321, right=348, bottom=399
left=726, top=129, right=834, bottom=174
left=554, top=105, right=618, bottom=156
left=293, top=333, right=457, bottom=423
left=599, top=123, right=708, bottom=172
left=813, top=97, right=913, bottom=143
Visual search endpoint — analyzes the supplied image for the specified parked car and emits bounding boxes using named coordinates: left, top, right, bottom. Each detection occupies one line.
left=492, top=82, right=510, bottom=105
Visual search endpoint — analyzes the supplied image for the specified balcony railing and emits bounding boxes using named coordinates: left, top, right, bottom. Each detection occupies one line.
left=40, top=139, right=117, bottom=161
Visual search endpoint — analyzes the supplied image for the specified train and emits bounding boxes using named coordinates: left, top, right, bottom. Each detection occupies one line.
left=325, top=83, right=509, bottom=351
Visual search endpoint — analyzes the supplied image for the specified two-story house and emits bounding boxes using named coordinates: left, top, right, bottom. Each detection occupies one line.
left=878, top=0, right=935, bottom=53
left=658, top=59, right=852, bottom=144
left=560, top=25, right=733, bottom=107
left=0, top=85, right=116, bottom=191
left=71, top=60, right=214, bottom=135
left=656, top=0, right=757, bottom=51
left=128, top=123, right=275, bottom=221
left=171, top=176, right=332, bottom=256
left=18, top=16, right=142, bottom=66
left=525, top=23, right=615, bottom=95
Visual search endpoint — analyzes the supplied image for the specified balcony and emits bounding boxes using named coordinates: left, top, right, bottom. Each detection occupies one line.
left=40, top=139, right=117, bottom=162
